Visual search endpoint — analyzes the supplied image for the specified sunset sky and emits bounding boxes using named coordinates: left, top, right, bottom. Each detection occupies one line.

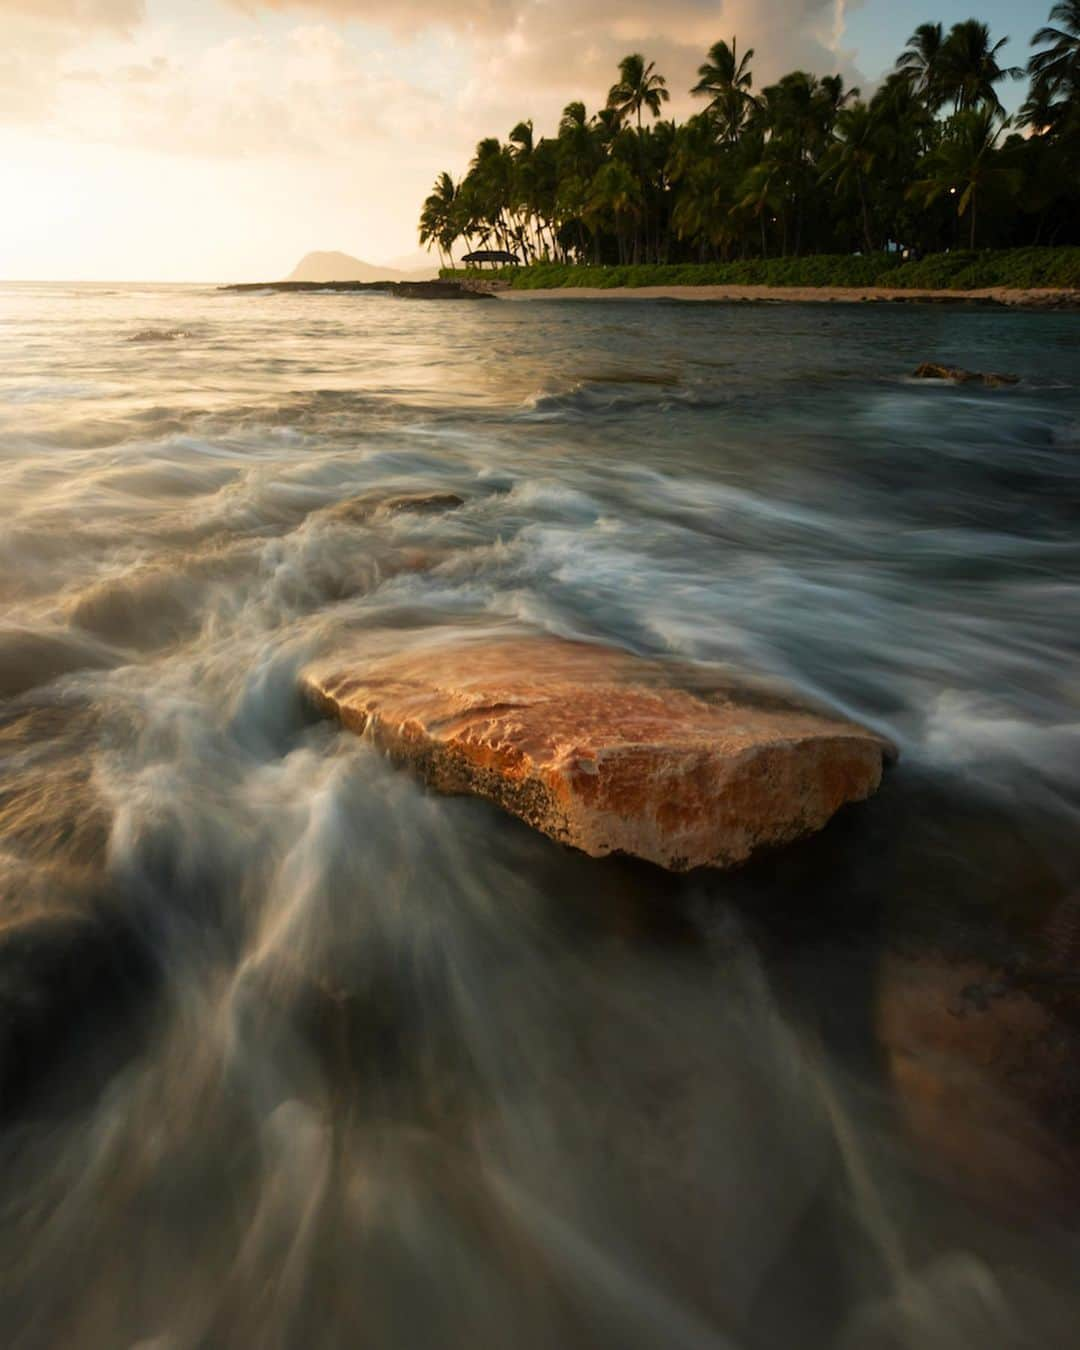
left=2, top=0, right=1027, bottom=282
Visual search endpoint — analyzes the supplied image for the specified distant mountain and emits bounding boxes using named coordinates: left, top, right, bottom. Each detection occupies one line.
left=380, top=248, right=444, bottom=274
left=287, top=251, right=438, bottom=283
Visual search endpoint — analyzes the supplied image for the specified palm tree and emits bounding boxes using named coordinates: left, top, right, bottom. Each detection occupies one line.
left=528, top=137, right=561, bottom=259
left=671, top=164, right=739, bottom=259
left=938, top=19, right=1023, bottom=114
left=421, top=12, right=1077, bottom=268
left=462, top=137, right=515, bottom=252
left=820, top=103, right=881, bottom=251
left=554, top=102, right=603, bottom=259
left=737, top=159, right=785, bottom=258
left=1017, top=76, right=1062, bottom=133
left=1029, top=0, right=1080, bottom=92
left=869, top=73, right=937, bottom=246
left=758, top=71, right=828, bottom=253
left=558, top=103, right=598, bottom=179
left=896, top=22, right=947, bottom=111
left=509, top=120, right=534, bottom=159
left=508, top=120, right=540, bottom=261
left=584, top=161, right=642, bottom=264
left=607, top=54, right=670, bottom=132
left=555, top=173, right=592, bottom=261
left=691, top=39, right=754, bottom=143
left=816, top=74, right=860, bottom=129
left=606, top=54, right=670, bottom=261
left=908, top=107, right=1021, bottom=247
left=418, top=171, right=458, bottom=267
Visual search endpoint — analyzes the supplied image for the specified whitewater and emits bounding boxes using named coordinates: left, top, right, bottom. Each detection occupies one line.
left=0, top=280, right=1078, bottom=1348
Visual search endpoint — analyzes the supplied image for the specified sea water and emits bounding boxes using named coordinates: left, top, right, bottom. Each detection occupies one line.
left=0, top=281, right=1078, bottom=1348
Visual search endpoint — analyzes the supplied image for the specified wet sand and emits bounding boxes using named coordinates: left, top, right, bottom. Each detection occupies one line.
left=492, top=284, right=1080, bottom=309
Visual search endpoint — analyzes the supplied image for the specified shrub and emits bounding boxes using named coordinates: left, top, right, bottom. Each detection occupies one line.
left=440, top=247, right=1080, bottom=292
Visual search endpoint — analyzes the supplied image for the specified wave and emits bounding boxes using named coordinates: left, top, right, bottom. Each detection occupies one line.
left=2, top=380, right=105, bottom=404
left=1, top=287, right=1079, bottom=1343
left=127, top=328, right=194, bottom=344
left=0, top=625, right=123, bottom=699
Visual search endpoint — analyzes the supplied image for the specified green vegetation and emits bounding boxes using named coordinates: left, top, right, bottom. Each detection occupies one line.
left=441, top=247, right=1080, bottom=291
left=419, top=6, right=1080, bottom=272
left=886, top=245, right=1080, bottom=288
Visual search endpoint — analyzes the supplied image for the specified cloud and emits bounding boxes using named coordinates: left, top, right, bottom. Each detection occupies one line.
left=1, top=0, right=865, bottom=270
left=4, top=0, right=863, bottom=141
left=38, top=25, right=448, bottom=160
left=0, top=1, right=146, bottom=123
left=0, top=0, right=144, bottom=28
left=224, top=0, right=863, bottom=143
left=424, top=0, right=863, bottom=165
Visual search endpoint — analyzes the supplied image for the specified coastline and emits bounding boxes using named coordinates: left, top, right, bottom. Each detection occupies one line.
left=220, top=279, right=1080, bottom=310
left=486, top=283, right=1080, bottom=310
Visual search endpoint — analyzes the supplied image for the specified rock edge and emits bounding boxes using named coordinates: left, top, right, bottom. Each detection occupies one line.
left=302, top=636, right=895, bottom=872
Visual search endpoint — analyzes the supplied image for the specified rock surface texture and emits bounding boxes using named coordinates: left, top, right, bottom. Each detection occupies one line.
left=913, top=362, right=1020, bottom=387
left=302, top=636, right=894, bottom=871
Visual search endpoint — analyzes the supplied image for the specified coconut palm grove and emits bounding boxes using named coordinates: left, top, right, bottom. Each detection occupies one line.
left=418, top=7, right=1080, bottom=280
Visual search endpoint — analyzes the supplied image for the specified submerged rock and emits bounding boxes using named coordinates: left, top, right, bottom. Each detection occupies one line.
left=878, top=952, right=1080, bottom=1219
left=0, top=909, right=155, bottom=1120
left=381, top=491, right=465, bottom=515
left=321, top=488, right=465, bottom=525
left=913, top=362, right=1020, bottom=387
left=302, top=636, right=894, bottom=871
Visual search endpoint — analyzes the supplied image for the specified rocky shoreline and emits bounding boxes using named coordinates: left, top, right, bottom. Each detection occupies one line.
left=221, top=279, right=492, bottom=300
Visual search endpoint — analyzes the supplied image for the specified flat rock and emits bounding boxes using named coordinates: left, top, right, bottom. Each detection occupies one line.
left=302, top=636, right=894, bottom=871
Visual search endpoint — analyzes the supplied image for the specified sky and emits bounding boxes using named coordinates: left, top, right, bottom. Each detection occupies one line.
left=0, top=0, right=1037, bottom=282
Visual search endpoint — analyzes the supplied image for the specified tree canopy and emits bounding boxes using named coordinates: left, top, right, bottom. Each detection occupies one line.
left=419, top=11, right=1080, bottom=266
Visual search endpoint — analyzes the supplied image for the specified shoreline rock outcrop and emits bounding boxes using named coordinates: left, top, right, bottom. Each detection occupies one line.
left=302, top=636, right=895, bottom=871
left=221, top=280, right=492, bottom=301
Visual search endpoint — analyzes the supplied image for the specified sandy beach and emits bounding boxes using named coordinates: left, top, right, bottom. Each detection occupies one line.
left=491, top=283, right=1080, bottom=309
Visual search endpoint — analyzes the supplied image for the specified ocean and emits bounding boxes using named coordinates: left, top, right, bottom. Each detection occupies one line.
left=1, top=280, right=1078, bottom=1347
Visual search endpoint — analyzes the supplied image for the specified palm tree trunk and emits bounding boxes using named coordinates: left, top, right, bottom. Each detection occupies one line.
left=969, top=190, right=977, bottom=250
left=636, top=103, right=651, bottom=264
